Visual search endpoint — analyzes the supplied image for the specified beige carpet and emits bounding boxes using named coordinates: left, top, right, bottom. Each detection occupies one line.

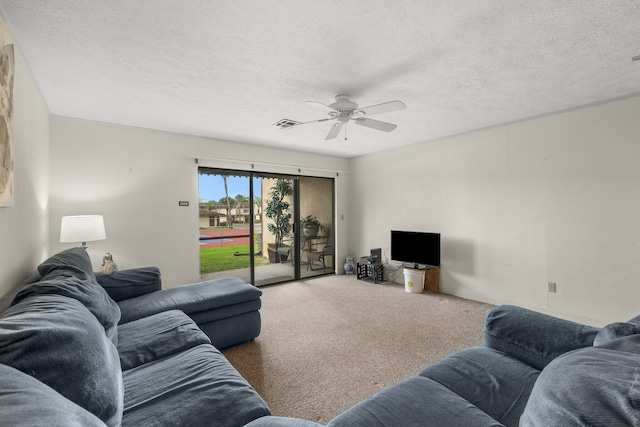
left=222, top=275, right=494, bottom=424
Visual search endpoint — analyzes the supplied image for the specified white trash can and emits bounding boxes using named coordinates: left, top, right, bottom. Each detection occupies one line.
left=403, top=268, right=425, bottom=293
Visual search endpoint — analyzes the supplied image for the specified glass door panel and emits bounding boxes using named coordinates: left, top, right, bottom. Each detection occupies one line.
left=254, top=175, right=297, bottom=286
left=299, top=176, right=335, bottom=278
left=198, top=170, right=253, bottom=283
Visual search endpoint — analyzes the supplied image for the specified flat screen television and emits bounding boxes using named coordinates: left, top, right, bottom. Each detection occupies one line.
left=391, top=230, right=440, bottom=268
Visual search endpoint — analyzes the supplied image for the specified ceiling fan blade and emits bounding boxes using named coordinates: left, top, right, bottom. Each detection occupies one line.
left=305, top=101, right=338, bottom=113
left=356, top=100, right=406, bottom=116
left=325, top=122, right=343, bottom=140
left=354, top=117, right=397, bottom=132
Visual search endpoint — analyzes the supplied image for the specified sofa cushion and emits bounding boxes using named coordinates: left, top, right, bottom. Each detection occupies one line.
left=627, top=314, right=640, bottom=325
left=188, top=297, right=262, bottom=324
left=0, top=364, right=108, bottom=427
left=117, top=277, right=261, bottom=323
left=0, top=294, right=123, bottom=427
left=419, top=346, right=539, bottom=427
left=14, top=247, right=121, bottom=343
left=594, top=322, right=640, bottom=346
left=520, top=337, right=640, bottom=427
left=96, top=267, right=161, bottom=302
left=327, top=376, right=505, bottom=427
left=122, top=344, right=270, bottom=427
left=244, top=416, right=324, bottom=427
left=483, top=305, right=599, bottom=370
left=117, top=309, right=211, bottom=370
left=36, top=246, right=96, bottom=280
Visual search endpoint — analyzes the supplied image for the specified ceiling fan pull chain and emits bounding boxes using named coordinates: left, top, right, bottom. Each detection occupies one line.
left=344, top=124, right=348, bottom=141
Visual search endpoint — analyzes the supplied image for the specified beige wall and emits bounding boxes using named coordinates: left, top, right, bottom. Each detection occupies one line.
left=49, top=118, right=350, bottom=287
left=4, top=15, right=638, bottom=326
left=349, top=96, right=640, bottom=326
left=300, top=176, right=333, bottom=234
left=0, top=26, right=50, bottom=305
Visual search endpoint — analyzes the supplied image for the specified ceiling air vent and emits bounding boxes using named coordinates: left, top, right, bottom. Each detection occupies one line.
left=273, top=119, right=301, bottom=129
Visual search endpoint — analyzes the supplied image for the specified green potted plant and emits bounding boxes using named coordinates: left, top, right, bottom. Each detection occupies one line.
left=300, top=215, right=324, bottom=237
left=265, top=178, right=293, bottom=262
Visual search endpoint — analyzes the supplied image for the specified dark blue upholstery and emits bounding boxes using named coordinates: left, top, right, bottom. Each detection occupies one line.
left=96, top=267, right=161, bottom=302
left=15, top=247, right=121, bottom=344
left=419, top=347, right=539, bottom=427
left=116, top=276, right=262, bottom=349
left=0, top=248, right=270, bottom=427
left=0, top=364, right=108, bottom=427
left=117, top=309, right=211, bottom=370
left=0, top=294, right=123, bottom=426
left=3, top=248, right=638, bottom=427
left=117, top=277, right=261, bottom=323
left=483, top=304, right=599, bottom=370
left=327, top=376, right=506, bottom=427
left=593, top=321, right=640, bottom=346
left=521, top=335, right=640, bottom=426
left=122, top=344, right=270, bottom=427
left=245, top=416, right=324, bottom=426
left=328, top=304, right=640, bottom=427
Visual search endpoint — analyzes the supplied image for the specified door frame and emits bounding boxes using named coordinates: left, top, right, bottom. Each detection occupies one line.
left=198, top=167, right=335, bottom=286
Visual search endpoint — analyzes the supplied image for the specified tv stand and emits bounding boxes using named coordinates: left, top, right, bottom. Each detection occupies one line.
left=424, top=266, right=440, bottom=293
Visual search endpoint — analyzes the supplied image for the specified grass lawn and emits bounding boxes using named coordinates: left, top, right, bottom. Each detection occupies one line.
left=200, top=245, right=268, bottom=274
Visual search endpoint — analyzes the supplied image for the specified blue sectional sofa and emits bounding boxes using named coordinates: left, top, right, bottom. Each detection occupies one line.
left=95, top=268, right=262, bottom=350
left=321, top=305, right=640, bottom=427
left=1, top=247, right=639, bottom=426
left=0, top=247, right=312, bottom=427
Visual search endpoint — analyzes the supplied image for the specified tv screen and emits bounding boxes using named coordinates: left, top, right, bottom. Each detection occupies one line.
left=391, top=230, right=440, bottom=267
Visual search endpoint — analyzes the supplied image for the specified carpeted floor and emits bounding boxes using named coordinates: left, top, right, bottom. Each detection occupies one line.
left=222, top=275, right=494, bottom=424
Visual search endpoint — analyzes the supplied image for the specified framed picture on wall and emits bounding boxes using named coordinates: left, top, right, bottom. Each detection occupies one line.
left=0, top=18, right=14, bottom=208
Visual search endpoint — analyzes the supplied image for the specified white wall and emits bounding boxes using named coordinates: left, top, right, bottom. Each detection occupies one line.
left=49, top=117, right=350, bottom=288
left=0, top=33, right=50, bottom=305
left=349, top=96, right=640, bottom=326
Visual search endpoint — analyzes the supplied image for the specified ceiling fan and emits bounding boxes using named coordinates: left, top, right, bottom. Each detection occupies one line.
left=279, top=94, right=406, bottom=140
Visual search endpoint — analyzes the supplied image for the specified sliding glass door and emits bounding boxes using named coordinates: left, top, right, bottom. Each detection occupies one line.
left=198, top=170, right=254, bottom=283
left=198, top=168, right=334, bottom=286
left=298, top=176, right=335, bottom=276
left=254, top=174, right=297, bottom=285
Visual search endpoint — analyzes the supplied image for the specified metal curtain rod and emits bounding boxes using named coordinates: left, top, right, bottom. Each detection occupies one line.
left=187, top=155, right=346, bottom=175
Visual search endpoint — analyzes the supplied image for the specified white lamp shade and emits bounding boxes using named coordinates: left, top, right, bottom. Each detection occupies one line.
left=60, top=215, right=106, bottom=244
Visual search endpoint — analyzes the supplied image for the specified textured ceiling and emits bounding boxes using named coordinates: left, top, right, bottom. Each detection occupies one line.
left=0, top=1, right=639, bottom=158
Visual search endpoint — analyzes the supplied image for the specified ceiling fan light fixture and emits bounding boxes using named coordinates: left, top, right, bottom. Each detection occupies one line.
left=289, top=95, right=405, bottom=140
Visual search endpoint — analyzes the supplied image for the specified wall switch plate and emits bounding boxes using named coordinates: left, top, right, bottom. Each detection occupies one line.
left=548, top=282, right=557, bottom=293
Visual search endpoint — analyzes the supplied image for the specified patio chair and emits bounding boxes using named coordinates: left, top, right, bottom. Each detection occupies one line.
left=306, top=235, right=334, bottom=272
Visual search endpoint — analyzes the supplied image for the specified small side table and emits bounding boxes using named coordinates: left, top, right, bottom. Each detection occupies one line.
left=356, top=260, right=384, bottom=283
left=424, top=266, right=440, bottom=293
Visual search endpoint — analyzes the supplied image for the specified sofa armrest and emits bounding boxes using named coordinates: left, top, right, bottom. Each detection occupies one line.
left=95, top=267, right=161, bottom=302
left=483, top=304, right=600, bottom=370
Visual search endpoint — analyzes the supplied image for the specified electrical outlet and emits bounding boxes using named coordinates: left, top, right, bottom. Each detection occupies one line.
left=548, top=282, right=557, bottom=293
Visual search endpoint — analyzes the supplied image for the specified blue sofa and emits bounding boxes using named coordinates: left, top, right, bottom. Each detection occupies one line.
left=95, top=268, right=263, bottom=350
left=320, top=305, right=640, bottom=427
left=2, top=247, right=639, bottom=426
left=0, top=247, right=316, bottom=427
